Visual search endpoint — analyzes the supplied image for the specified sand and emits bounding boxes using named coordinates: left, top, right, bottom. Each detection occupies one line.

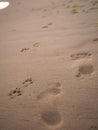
left=0, top=0, right=98, bottom=129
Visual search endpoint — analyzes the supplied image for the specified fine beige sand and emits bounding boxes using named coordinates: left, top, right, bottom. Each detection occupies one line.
left=0, top=0, right=98, bottom=130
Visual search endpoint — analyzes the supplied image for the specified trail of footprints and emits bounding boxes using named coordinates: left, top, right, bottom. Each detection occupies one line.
left=8, top=51, right=95, bottom=128
left=70, top=52, right=94, bottom=78
left=8, top=81, right=63, bottom=128
left=20, top=22, right=53, bottom=53
left=9, top=2, right=98, bottom=128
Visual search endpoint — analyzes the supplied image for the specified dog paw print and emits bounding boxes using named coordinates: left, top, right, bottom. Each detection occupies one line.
left=8, top=88, right=22, bottom=98
left=33, top=42, right=40, bottom=47
left=22, top=78, right=33, bottom=87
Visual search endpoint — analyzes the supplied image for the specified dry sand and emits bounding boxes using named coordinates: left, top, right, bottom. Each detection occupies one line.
left=0, top=0, right=98, bottom=129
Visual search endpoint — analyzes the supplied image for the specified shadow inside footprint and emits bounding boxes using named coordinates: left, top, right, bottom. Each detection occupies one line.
left=76, top=64, right=94, bottom=78
left=41, top=109, right=62, bottom=127
left=70, top=52, right=91, bottom=60
left=79, top=64, right=94, bottom=75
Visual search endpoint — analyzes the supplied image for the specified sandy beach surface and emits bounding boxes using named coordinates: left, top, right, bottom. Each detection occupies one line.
left=0, top=0, right=98, bottom=130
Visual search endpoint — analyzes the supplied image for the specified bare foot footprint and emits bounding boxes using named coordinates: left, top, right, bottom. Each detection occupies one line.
left=70, top=52, right=92, bottom=60
left=20, top=48, right=30, bottom=52
left=76, top=63, right=94, bottom=78
left=41, top=109, right=62, bottom=128
left=37, top=82, right=62, bottom=100
left=33, top=42, right=40, bottom=47
left=22, top=78, right=33, bottom=87
left=8, top=88, right=22, bottom=98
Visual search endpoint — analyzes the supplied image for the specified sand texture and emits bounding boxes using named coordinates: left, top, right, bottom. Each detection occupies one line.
left=0, top=0, right=98, bottom=129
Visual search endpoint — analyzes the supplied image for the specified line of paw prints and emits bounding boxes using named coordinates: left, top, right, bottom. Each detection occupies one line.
left=8, top=78, right=33, bottom=99
left=20, top=42, right=40, bottom=53
left=20, top=23, right=53, bottom=52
